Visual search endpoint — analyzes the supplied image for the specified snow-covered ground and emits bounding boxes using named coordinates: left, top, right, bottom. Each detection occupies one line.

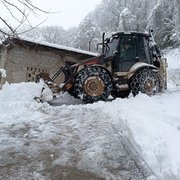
left=0, top=47, right=180, bottom=179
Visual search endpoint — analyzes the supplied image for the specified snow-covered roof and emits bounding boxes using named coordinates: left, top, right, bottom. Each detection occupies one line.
left=112, top=31, right=149, bottom=37
left=10, top=36, right=99, bottom=57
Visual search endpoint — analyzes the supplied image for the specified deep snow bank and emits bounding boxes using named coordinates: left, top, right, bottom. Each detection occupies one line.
left=96, top=92, right=180, bottom=179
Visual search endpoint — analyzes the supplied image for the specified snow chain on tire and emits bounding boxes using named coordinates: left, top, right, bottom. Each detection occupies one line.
left=130, top=67, right=159, bottom=96
left=74, top=66, right=112, bottom=103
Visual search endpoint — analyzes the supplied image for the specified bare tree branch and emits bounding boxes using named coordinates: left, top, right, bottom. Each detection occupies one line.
left=0, top=0, right=50, bottom=39
left=0, top=17, right=17, bottom=35
left=1, top=0, right=29, bottom=25
left=18, top=0, right=50, bottom=14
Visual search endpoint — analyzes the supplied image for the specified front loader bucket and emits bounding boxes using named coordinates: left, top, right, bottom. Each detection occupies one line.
left=35, top=64, right=76, bottom=102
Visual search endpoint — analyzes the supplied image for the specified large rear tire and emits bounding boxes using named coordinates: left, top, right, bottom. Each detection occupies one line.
left=74, top=66, right=112, bottom=103
left=130, top=67, right=159, bottom=96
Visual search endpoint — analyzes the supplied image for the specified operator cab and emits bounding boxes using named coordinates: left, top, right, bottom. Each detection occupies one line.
left=103, top=32, right=152, bottom=73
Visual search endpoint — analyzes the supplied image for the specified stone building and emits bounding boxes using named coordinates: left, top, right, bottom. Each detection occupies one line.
left=0, top=37, right=97, bottom=84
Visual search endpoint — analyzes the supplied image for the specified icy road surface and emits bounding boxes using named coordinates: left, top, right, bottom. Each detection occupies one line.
left=0, top=47, right=180, bottom=179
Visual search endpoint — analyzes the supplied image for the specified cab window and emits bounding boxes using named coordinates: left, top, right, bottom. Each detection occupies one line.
left=119, top=36, right=137, bottom=61
left=105, top=37, right=119, bottom=58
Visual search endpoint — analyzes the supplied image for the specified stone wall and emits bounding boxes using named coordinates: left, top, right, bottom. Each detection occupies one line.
left=3, top=45, right=80, bottom=84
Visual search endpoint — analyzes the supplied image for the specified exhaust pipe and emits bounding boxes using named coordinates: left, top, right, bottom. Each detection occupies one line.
left=102, top=32, right=105, bottom=55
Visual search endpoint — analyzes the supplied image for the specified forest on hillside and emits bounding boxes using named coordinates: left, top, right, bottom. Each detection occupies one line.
left=18, top=0, right=180, bottom=51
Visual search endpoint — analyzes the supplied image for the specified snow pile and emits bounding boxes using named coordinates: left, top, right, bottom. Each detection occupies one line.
left=0, top=69, right=6, bottom=77
left=0, top=48, right=180, bottom=179
left=0, top=81, right=43, bottom=125
left=48, top=92, right=83, bottom=106
left=165, top=47, right=180, bottom=89
left=98, top=93, right=180, bottom=179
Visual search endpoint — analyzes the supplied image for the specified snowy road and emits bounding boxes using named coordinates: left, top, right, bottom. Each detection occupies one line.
left=0, top=101, right=153, bottom=179
left=0, top=84, right=180, bottom=180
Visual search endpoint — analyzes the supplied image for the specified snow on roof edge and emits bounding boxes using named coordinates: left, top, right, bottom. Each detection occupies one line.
left=17, top=36, right=100, bottom=57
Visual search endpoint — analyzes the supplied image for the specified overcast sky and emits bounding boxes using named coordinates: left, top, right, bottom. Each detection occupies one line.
left=31, top=0, right=102, bottom=29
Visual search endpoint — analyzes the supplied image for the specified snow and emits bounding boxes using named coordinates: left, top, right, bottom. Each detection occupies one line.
left=0, top=69, right=6, bottom=77
left=0, top=47, right=180, bottom=179
left=102, top=93, right=180, bottom=178
left=165, top=47, right=180, bottom=89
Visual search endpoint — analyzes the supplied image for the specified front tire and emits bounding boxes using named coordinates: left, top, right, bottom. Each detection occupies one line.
left=74, top=66, right=112, bottom=103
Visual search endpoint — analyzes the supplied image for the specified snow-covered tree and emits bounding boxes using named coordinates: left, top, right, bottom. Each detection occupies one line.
left=119, top=8, right=137, bottom=31
left=20, top=0, right=180, bottom=50
left=77, top=0, right=180, bottom=49
left=74, top=15, right=102, bottom=51
left=20, top=25, right=78, bottom=47
left=40, top=26, right=68, bottom=45
left=173, top=0, right=180, bottom=46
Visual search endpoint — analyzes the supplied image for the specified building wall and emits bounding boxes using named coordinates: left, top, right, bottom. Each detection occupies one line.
left=3, top=45, right=81, bottom=84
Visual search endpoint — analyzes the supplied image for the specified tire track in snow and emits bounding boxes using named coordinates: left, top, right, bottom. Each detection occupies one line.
left=0, top=100, right=156, bottom=179
left=38, top=106, right=155, bottom=179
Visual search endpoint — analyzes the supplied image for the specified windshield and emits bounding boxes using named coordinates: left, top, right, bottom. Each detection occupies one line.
left=104, top=37, right=119, bottom=58
left=119, top=35, right=137, bottom=60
